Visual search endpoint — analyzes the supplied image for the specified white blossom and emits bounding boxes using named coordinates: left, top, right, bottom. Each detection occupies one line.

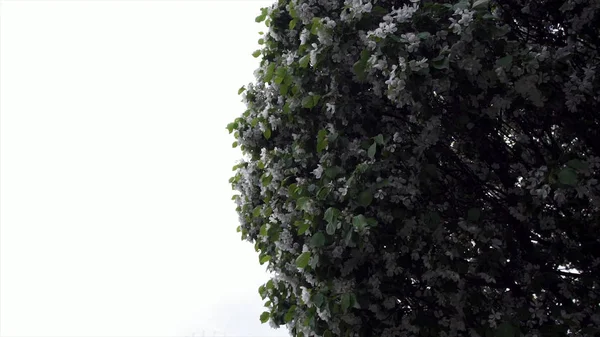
left=300, top=28, right=311, bottom=45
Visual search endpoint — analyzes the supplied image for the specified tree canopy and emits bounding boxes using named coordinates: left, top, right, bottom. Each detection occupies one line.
left=228, top=0, right=600, bottom=336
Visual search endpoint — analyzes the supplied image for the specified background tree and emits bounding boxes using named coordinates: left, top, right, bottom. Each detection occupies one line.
left=228, top=0, right=600, bottom=336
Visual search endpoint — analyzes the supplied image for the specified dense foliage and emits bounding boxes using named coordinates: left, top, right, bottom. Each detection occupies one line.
left=228, top=0, right=600, bottom=336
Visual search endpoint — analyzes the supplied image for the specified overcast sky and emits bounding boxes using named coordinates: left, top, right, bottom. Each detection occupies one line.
left=0, top=1, right=287, bottom=336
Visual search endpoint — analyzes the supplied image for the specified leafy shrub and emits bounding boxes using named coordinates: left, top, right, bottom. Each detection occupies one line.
left=228, top=0, right=600, bottom=336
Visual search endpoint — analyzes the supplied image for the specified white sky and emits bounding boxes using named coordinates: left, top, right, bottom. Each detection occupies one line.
left=0, top=1, right=286, bottom=336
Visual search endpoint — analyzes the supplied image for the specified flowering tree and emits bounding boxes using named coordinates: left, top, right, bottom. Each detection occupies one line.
left=228, top=0, right=600, bottom=336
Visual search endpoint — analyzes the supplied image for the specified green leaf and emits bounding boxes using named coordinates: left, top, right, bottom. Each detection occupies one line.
left=350, top=293, right=359, bottom=309
left=353, top=49, right=371, bottom=81
left=264, top=63, right=276, bottom=82
left=302, top=94, right=321, bottom=109
left=352, top=214, right=368, bottom=231
left=253, top=206, right=262, bottom=217
left=389, top=34, right=402, bottom=43
left=324, top=207, right=339, bottom=223
left=226, top=122, right=236, bottom=133
left=238, top=86, right=246, bottom=95
left=299, top=55, right=310, bottom=68
left=263, top=127, right=272, bottom=140
left=296, top=197, right=311, bottom=211
left=258, top=285, right=267, bottom=299
left=313, top=292, right=325, bottom=307
left=284, top=307, right=296, bottom=323
left=326, top=221, right=336, bottom=235
left=259, top=224, right=267, bottom=236
left=497, top=55, right=513, bottom=68
left=304, top=314, right=315, bottom=329
left=495, top=322, right=516, bottom=337
left=298, top=222, right=311, bottom=235
left=366, top=217, right=378, bottom=227
left=259, top=255, right=271, bottom=264
left=292, top=85, right=300, bottom=96
left=472, top=0, right=489, bottom=9
left=358, top=190, right=373, bottom=207
left=317, top=129, right=328, bottom=153
left=288, top=2, right=298, bottom=18
left=310, top=232, right=326, bottom=247
left=417, top=32, right=431, bottom=39
left=288, top=183, right=300, bottom=198
left=323, top=330, right=333, bottom=337
left=266, top=279, right=274, bottom=289
left=567, top=159, right=588, bottom=171
left=467, top=208, right=481, bottom=222
left=453, top=0, right=470, bottom=10
left=341, top=293, right=351, bottom=313
left=432, top=55, right=449, bottom=69
left=344, top=229, right=354, bottom=246
left=232, top=141, right=238, bottom=148
left=310, top=21, right=319, bottom=35
left=276, top=67, right=286, bottom=77
left=252, top=50, right=261, bottom=58
left=324, top=166, right=342, bottom=179
left=359, top=49, right=371, bottom=62
left=284, top=74, right=293, bottom=86
left=372, top=5, right=388, bottom=16
left=255, top=8, right=268, bottom=23
left=261, top=173, right=272, bottom=187
left=260, top=311, right=270, bottom=323
left=289, top=18, right=298, bottom=30
left=317, top=186, right=330, bottom=199
left=374, top=134, right=384, bottom=145
left=258, top=38, right=265, bottom=45
left=296, top=251, right=311, bottom=268
left=558, top=167, right=578, bottom=186
left=368, top=142, right=377, bottom=158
